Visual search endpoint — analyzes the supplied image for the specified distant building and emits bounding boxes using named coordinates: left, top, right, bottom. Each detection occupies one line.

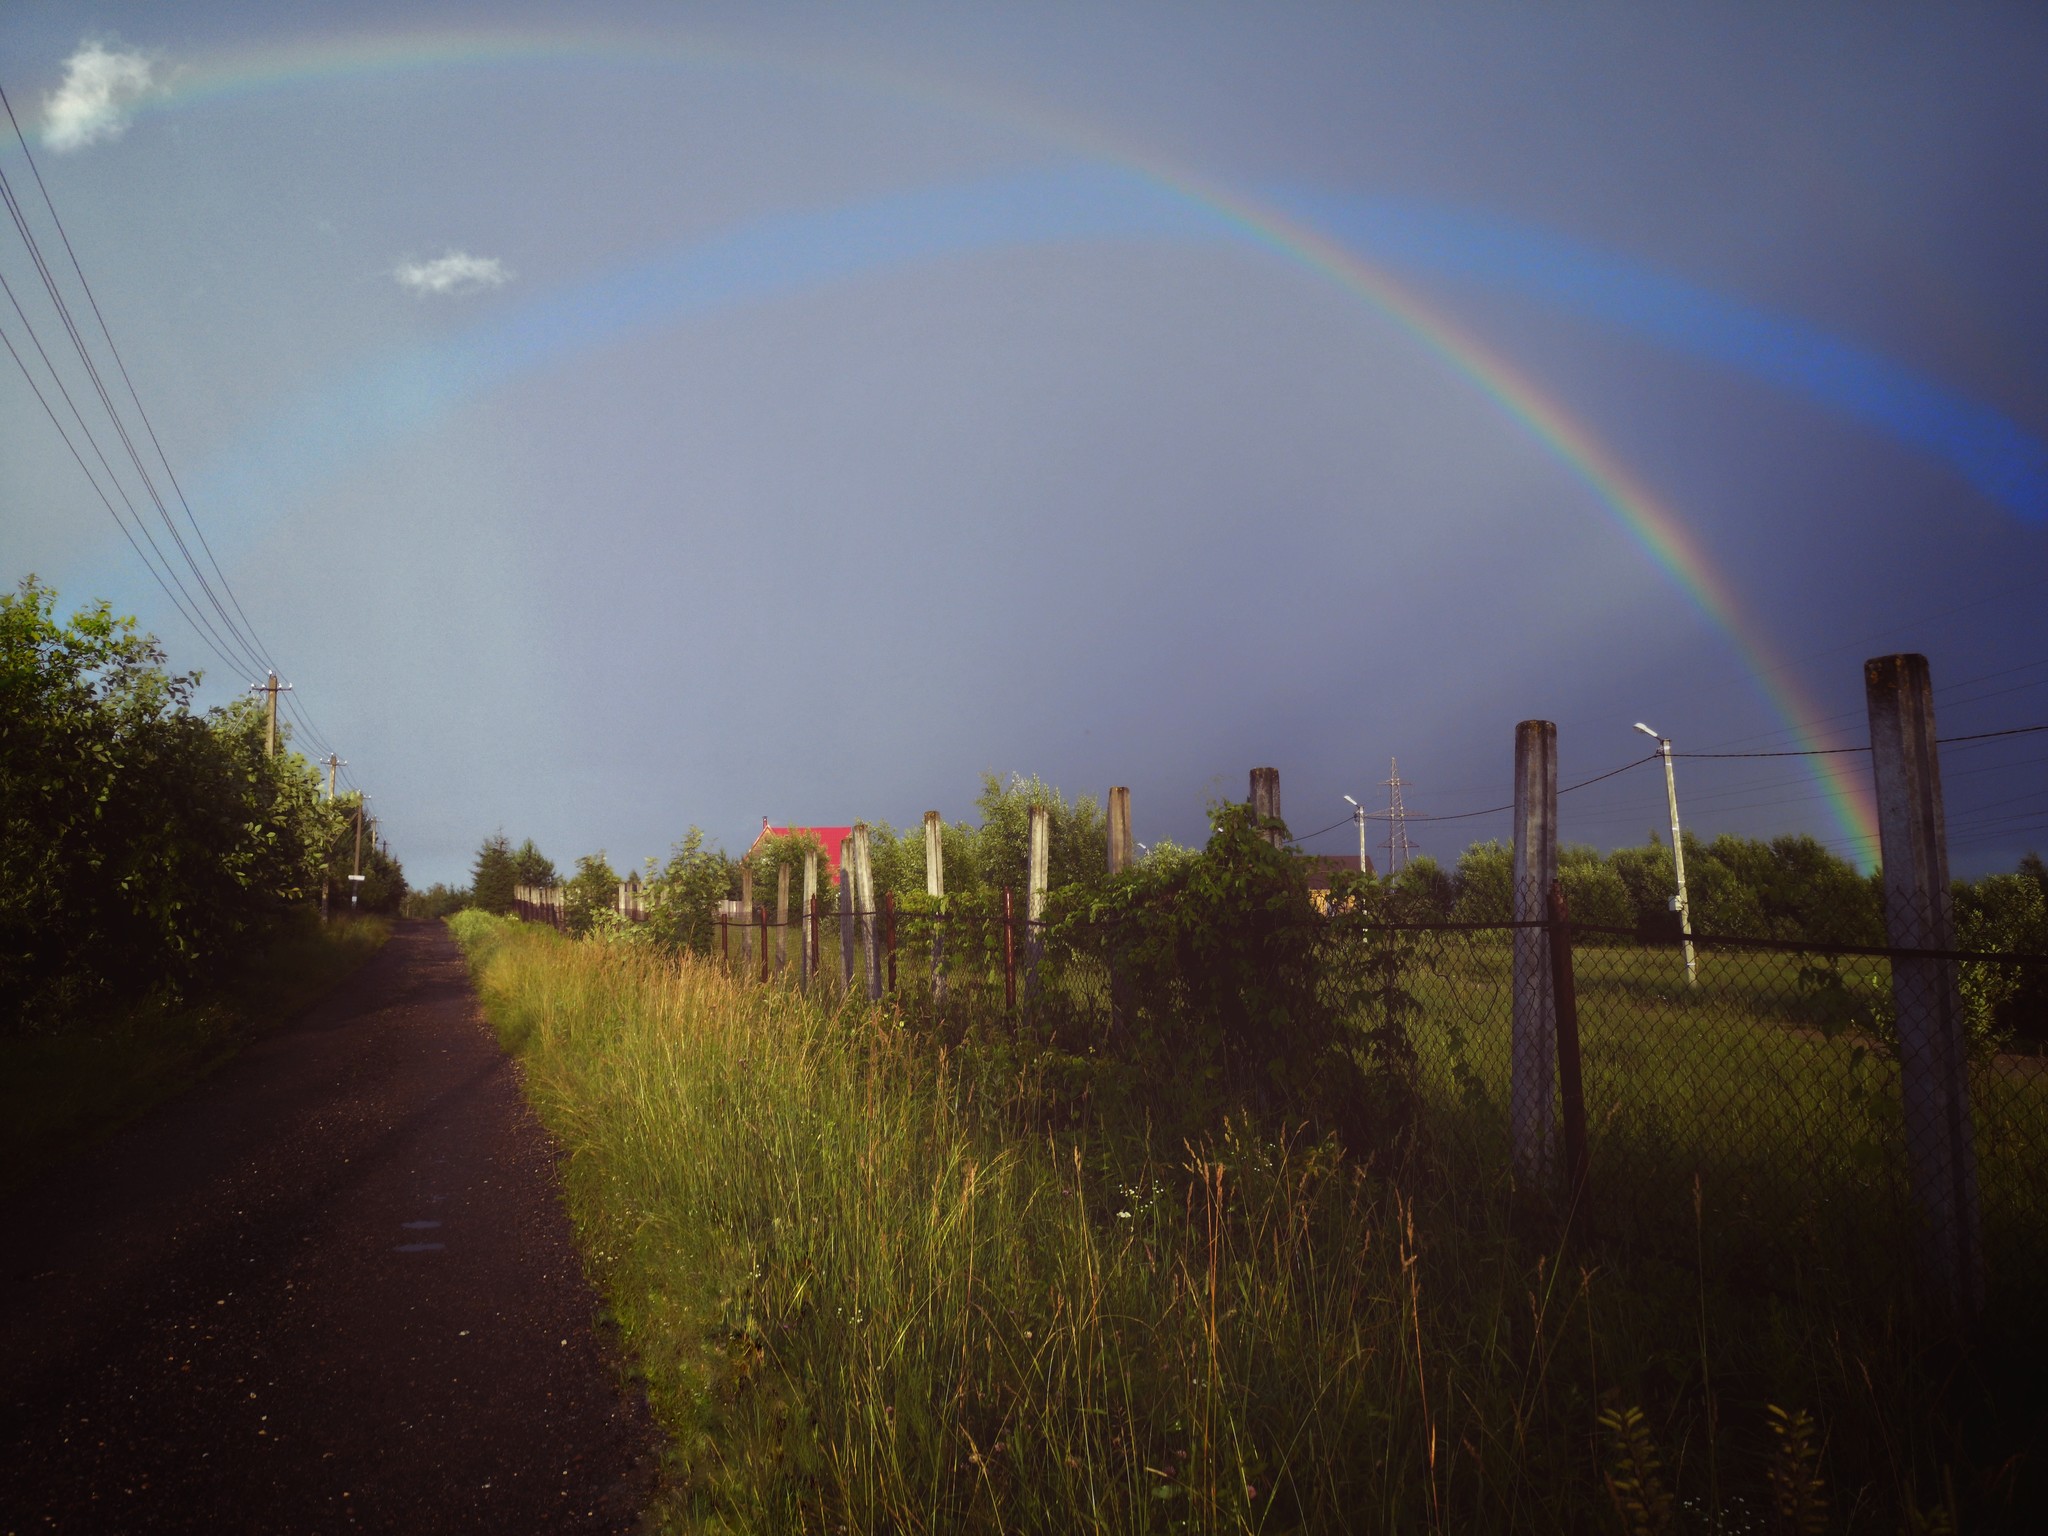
left=745, top=816, right=856, bottom=879
left=1301, top=851, right=1373, bottom=912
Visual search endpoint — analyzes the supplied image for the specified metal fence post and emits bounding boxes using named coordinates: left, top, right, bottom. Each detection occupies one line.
left=1548, top=877, right=1589, bottom=1231
left=740, top=865, right=754, bottom=966
left=1866, top=652, right=1982, bottom=1315
left=756, top=904, right=769, bottom=985
left=1511, top=720, right=1559, bottom=1186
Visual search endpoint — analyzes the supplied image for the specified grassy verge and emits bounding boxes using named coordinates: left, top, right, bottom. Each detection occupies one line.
left=0, top=911, right=390, bottom=1195
left=455, top=911, right=2043, bottom=1533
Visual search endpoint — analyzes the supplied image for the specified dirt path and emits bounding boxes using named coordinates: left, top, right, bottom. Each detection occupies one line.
left=0, top=920, right=658, bottom=1534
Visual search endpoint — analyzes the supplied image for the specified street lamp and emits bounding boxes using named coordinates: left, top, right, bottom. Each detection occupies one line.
left=1343, top=794, right=1368, bottom=873
left=1634, top=724, right=1696, bottom=984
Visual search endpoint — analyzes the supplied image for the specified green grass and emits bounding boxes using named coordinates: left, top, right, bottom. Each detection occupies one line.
left=0, top=911, right=390, bottom=1196
left=455, top=912, right=2044, bottom=1533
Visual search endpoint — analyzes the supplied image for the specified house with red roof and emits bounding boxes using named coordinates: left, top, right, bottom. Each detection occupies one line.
left=745, top=817, right=856, bottom=879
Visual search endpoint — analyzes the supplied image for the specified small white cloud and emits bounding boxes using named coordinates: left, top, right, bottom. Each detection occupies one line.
left=393, top=251, right=513, bottom=297
left=44, top=41, right=155, bottom=152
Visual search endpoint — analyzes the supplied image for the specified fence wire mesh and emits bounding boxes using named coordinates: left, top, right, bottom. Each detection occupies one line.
left=517, top=880, right=2048, bottom=1307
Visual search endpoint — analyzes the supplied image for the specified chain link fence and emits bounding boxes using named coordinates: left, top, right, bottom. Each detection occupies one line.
left=672, top=883, right=2047, bottom=1312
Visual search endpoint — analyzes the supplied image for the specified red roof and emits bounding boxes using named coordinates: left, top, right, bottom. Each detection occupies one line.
left=747, top=818, right=856, bottom=877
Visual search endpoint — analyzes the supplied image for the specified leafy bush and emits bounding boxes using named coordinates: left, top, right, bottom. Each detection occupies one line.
left=1, top=579, right=379, bottom=1029
left=1049, top=801, right=1370, bottom=1146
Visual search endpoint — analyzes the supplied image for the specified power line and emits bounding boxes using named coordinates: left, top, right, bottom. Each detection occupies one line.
left=0, top=76, right=354, bottom=782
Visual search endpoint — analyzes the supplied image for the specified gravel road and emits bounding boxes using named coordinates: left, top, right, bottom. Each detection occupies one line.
left=0, top=919, right=658, bottom=1533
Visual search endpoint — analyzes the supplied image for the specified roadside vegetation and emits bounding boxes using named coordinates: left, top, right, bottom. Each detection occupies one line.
left=454, top=787, right=2048, bottom=1533
left=0, top=577, right=401, bottom=1185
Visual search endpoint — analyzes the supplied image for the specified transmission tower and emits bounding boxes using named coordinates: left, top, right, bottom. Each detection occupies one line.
left=1382, top=757, right=1418, bottom=873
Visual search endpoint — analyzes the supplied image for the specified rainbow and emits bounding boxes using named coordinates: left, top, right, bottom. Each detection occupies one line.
left=64, top=24, right=1883, bottom=861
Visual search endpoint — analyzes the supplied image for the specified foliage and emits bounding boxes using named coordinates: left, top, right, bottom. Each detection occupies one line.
left=1954, top=872, right=2048, bottom=1045
left=453, top=916, right=2018, bottom=1534
left=469, top=832, right=519, bottom=916
left=1452, top=840, right=1513, bottom=923
left=561, top=850, right=622, bottom=937
left=1, top=579, right=379, bottom=1030
left=402, top=883, right=471, bottom=920
left=742, top=826, right=830, bottom=911
left=510, top=837, right=557, bottom=890
left=969, top=771, right=1106, bottom=895
left=641, top=829, right=734, bottom=955
left=1050, top=800, right=1369, bottom=1145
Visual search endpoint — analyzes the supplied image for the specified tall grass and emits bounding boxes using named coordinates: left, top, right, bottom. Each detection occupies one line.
left=454, top=912, right=2027, bottom=1533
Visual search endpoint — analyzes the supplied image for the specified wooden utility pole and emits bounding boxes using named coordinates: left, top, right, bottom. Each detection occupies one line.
left=1866, top=653, right=1982, bottom=1315
left=249, top=671, right=293, bottom=758
left=1106, top=786, right=1133, bottom=874
left=1510, top=721, right=1558, bottom=1187
left=924, top=811, right=947, bottom=1004
left=1249, top=767, right=1283, bottom=846
left=323, top=753, right=346, bottom=800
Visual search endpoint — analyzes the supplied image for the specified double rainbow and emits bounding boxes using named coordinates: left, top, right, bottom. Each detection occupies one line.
left=59, top=24, right=1884, bottom=861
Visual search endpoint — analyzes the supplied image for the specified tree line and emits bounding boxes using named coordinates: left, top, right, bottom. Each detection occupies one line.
left=1, top=579, right=405, bottom=1032
left=447, top=768, right=2046, bottom=963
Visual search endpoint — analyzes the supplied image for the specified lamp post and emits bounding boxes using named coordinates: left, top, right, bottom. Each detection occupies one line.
left=1634, top=723, right=1696, bottom=984
left=1343, top=794, right=1368, bottom=873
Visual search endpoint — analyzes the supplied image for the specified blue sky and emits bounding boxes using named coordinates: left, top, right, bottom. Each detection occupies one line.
left=3, top=1, right=2045, bottom=886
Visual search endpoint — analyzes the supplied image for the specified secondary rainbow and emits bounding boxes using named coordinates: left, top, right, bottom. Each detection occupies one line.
left=77, top=24, right=1883, bottom=861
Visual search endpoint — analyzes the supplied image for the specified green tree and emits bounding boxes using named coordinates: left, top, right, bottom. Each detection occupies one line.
left=509, top=838, right=557, bottom=891
left=562, top=850, right=622, bottom=936
left=2, top=578, right=355, bottom=1026
left=970, top=772, right=1106, bottom=896
left=643, top=829, right=734, bottom=954
left=470, top=833, right=518, bottom=916
left=1451, top=840, right=1513, bottom=924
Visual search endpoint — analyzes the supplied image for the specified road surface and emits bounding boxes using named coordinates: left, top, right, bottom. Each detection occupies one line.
left=0, top=920, right=658, bottom=1533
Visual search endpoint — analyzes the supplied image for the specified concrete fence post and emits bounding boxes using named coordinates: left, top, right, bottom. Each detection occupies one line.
left=775, top=864, right=791, bottom=976
left=1106, top=786, right=1133, bottom=873
left=852, top=823, right=882, bottom=1001
left=1866, top=652, right=1982, bottom=1315
left=925, top=810, right=947, bottom=1004
left=1249, top=767, right=1283, bottom=846
left=1025, top=804, right=1050, bottom=1000
left=801, top=849, right=819, bottom=990
left=1511, top=720, right=1559, bottom=1187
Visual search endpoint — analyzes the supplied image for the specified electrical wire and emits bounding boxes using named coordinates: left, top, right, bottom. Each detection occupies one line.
left=0, top=76, right=357, bottom=792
